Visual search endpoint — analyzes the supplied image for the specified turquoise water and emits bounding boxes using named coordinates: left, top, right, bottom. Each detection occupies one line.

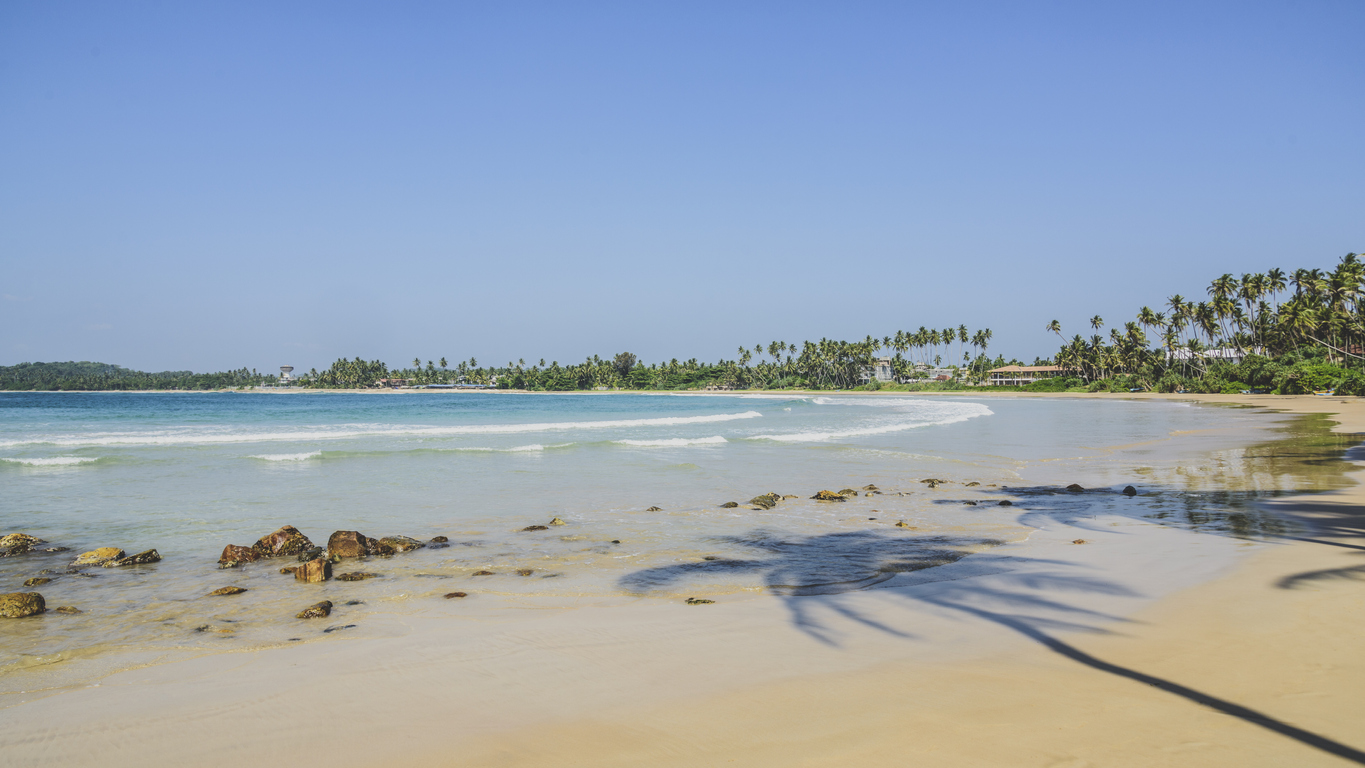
left=0, top=391, right=1302, bottom=682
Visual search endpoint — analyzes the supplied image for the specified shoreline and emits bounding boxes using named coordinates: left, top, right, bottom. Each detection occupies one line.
left=1, top=395, right=1362, bottom=766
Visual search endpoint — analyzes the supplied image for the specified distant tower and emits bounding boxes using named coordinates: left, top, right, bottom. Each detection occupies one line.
left=280, top=365, right=294, bottom=382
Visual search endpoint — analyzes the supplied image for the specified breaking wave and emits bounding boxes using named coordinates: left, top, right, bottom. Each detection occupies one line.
left=248, top=451, right=322, bottom=462
left=613, top=436, right=728, bottom=447
left=1, top=456, right=100, bottom=466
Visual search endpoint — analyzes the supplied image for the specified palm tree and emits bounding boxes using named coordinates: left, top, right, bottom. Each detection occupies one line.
left=1046, top=320, right=1063, bottom=343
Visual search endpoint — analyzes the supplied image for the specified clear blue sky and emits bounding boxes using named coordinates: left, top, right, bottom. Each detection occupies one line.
left=2, top=1, right=1361, bottom=372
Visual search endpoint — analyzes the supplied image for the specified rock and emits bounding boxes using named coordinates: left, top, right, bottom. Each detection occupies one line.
left=521, top=525, right=549, bottom=532
left=810, top=490, right=846, bottom=502
left=611, top=540, right=621, bottom=544
left=345, top=600, right=363, bottom=606
left=295, top=600, right=333, bottom=619
left=645, top=506, right=663, bottom=512
left=861, top=485, right=879, bottom=491
left=377, top=535, right=424, bottom=553
left=703, top=556, right=719, bottom=561
left=443, top=592, right=468, bottom=599
left=920, top=478, right=948, bottom=485
left=105, top=549, right=161, bottom=567
left=323, top=624, right=356, bottom=633
left=685, top=597, right=714, bottom=605
left=472, top=570, right=495, bottom=576
left=962, top=501, right=978, bottom=506
left=998, top=500, right=1013, bottom=507
left=965, top=482, right=981, bottom=487
left=430, top=536, right=449, bottom=543
left=0, top=534, right=45, bottom=549
left=295, top=557, right=332, bottom=583
left=837, top=488, right=858, bottom=496
left=296, top=546, right=325, bottom=562
left=327, top=530, right=379, bottom=558
left=208, top=586, right=248, bottom=596
left=251, top=525, right=314, bottom=558
left=279, top=566, right=298, bottom=575
left=53, top=606, right=81, bottom=614
left=23, top=577, right=51, bottom=587
left=1066, top=484, right=1085, bottom=492
left=218, top=544, right=260, bottom=566
left=548, top=517, right=567, bottom=526
left=748, top=493, right=781, bottom=509
left=429, top=543, right=449, bottom=549
left=719, top=502, right=739, bottom=508
left=72, top=547, right=124, bottom=566
left=515, top=568, right=534, bottom=576
left=335, top=572, right=377, bottom=582
left=0, top=544, right=34, bottom=557
left=864, top=492, right=876, bottom=497
left=1122, top=485, right=1138, bottom=497
left=0, top=592, right=45, bottom=618
left=781, top=495, right=799, bottom=500
left=1072, top=539, right=1088, bottom=544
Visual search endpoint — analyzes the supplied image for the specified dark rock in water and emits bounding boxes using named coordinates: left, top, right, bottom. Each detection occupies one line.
left=296, top=546, right=324, bottom=562
left=208, top=586, right=247, bottom=596
left=646, top=506, right=663, bottom=512
left=345, top=600, right=364, bottom=605
left=521, top=525, right=549, bottom=532
left=251, top=526, right=315, bottom=558
left=472, top=570, right=495, bottom=576
left=837, top=488, right=858, bottom=496
left=429, top=543, right=450, bottom=549
left=295, top=557, right=332, bottom=583
left=65, top=570, right=97, bottom=577
left=862, top=484, right=879, bottom=491
left=611, top=540, right=621, bottom=544
left=0, top=592, right=45, bottom=618
left=105, top=549, right=161, bottom=567
left=685, top=597, right=714, bottom=605
left=965, top=482, right=981, bottom=487
left=719, top=502, right=739, bottom=508
left=335, top=572, right=377, bottom=582
left=218, top=544, right=260, bottom=566
left=0, top=534, right=45, bottom=549
left=1122, top=485, right=1138, bottom=497
left=73, top=547, right=124, bottom=566
left=703, top=556, right=719, bottom=561
left=295, top=600, right=333, bottom=619
left=515, top=568, right=534, bottom=577
left=323, top=624, right=357, bottom=633
left=327, top=531, right=381, bottom=558
left=1072, top=539, right=1088, bottom=545
left=377, top=535, right=424, bottom=553
left=53, top=606, right=81, bottom=614
left=868, top=517, right=877, bottom=520
left=279, top=566, right=298, bottom=576
left=810, top=490, right=846, bottom=502
left=999, top=500, right=1013, bottom=507
left=1066, top=484, right=1085, bottom=492
left=0, top=544, right=34, bottom=558
left=920, top=478, right=948, bottom=485
left=548, top=517, right=567, bottom=526
left=895, top=521, right=916, bottom=529
left=748, top=493, right=781, bottom=510
left=444, top=592, right=468, bottom=599
left=963, top=501, right=978, bottom=506
left=23, top=577, right=51, bottom=587
left=431, top=536, right=449, bottom=543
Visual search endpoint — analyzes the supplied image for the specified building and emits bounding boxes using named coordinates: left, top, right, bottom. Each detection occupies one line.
left=859, top=357, right=895, bottom=383
left=1165, top=348, right=1257, bottom=365
left=279, top=365, right=294, bottom=383
left=986, top=365, right=1065, bottom=386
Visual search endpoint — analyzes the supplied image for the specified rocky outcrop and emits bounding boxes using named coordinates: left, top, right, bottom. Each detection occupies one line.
left=295, top=557, right=332, bottom=583
left=0, top=592, right=45, bottom=618
left=377, top=535, right=424, bottom=553
left=719, top=502, right=739, bottom=508
left=837, top=488, right=858, bottom=496
left=1122, top=485, right=1138, bottom=496
left=72, top=547, right=124, bottom=566
left=684, top=597, right=714, bottom=605
left=335, top=572, right=377, bottom=582
left=252, top=526, right=314, bottom=558
left=1072, top=539, right=1088, bottom=544
left=443, top=592, right=468, bottom=599
left=295, top=600, right=333, bottom=619
left=998, top=500, right=1013, bottom=507
left=208, top=586, right=248, bottom=596
left=218, top=544, right=260, bottom=566
left=748, top=493, right=781, bottom=510
left=548, top=517, right=567, bottom=526
left=521, top=525, right=549, bottom=532
left=1065, top=484, right=1085, bottom=492
left=23, top=577, right=51, bottom=587
left=810, top=490, right=846, bottom=502
left=965, top=482, right=981, bottom=487
left=327, top=531, right=381, bottom=558
left=645, top=506, right=663, bottom=512
left=0, top=533, right=45, bottom=556
left=105, top=549, right=161, bottom=567
left=861, top=485, right=879, bottom=491
left=430, top=536, right=449, bottom=543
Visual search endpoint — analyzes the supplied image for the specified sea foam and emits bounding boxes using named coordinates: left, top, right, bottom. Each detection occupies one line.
left=248, top=451, right=322, bottom=462
left=613, top=436, right=728, bottom=447
left=1, top=456, right=100, bottom=466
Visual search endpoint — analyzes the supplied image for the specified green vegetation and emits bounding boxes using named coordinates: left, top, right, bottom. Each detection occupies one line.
left=0, top=362, right=274, bottom=391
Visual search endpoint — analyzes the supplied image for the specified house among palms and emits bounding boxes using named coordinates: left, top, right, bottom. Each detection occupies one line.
left=986, top=365, right=1065, bottom=386
left=859, top=357, right=895, bottom=384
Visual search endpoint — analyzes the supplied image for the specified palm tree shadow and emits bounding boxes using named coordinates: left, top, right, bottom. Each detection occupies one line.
left=618, top=526, right=1365, bottom=764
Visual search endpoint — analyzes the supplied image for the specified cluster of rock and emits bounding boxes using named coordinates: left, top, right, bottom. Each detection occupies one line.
left=1, top=532, right=163, bottom=619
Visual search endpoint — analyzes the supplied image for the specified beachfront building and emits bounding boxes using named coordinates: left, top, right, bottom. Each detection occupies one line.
left=986, top=365, right=1065, bottom=386
left=279, top=366, right=294, bottom=384
left=1165, top=348, right=1258, bottom=365
left=859, top=357, right=895, bottom=384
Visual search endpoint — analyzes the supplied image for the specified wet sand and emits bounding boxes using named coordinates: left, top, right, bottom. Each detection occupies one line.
left=2, top=394, right=1363, bottom=766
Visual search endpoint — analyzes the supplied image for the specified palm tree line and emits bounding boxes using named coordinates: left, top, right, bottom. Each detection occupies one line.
left=1047, top=252, right=1363, bottom=382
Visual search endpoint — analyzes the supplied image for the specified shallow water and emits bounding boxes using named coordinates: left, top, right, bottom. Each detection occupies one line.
left=0, top=392, right=1354, bottom=689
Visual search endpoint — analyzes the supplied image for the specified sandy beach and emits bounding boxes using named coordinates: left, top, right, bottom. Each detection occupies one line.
left=2, top=394, right=1362, bottom=767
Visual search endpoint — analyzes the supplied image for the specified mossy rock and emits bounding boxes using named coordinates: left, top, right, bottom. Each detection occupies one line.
left=0, top=592, right=45, bottom=618
left=207, top=586, right=247, bottom=596
left=72, top=547, right=124, bottom=566
left=810, top=490, right=846, bottom=502
left=295, top=600, right=333, bottom=619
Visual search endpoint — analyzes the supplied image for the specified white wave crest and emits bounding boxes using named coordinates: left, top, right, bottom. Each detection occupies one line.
left=613, top=436, right=728, bottom=447
left=750, top=402, right=991, bottom=442
left=1, top=456, right=100, bottom=466
left=249, top=451, right=322, bottom=462
left=450, top=443, right=572, bottom=453
left=0, top=411, right=764, bottom=448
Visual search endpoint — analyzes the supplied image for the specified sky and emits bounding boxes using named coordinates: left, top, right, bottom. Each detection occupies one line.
left=1, top=1, right=1362, bottom=373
